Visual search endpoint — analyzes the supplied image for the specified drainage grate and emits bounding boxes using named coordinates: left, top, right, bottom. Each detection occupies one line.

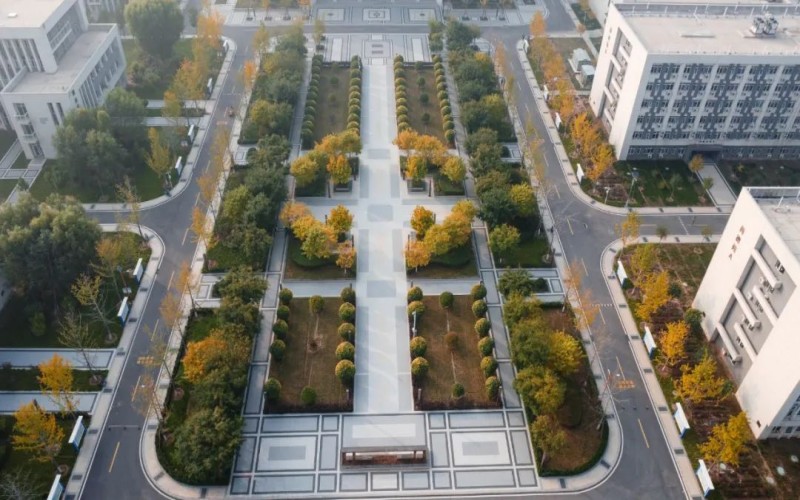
left=600, top=459, right=611, bottom=469
left=675, top=448, right=685, bottom=455
left=658, top=406, right=668, bottom=412
left=643, top=368, right=653, bottom=373
left=559, top=478, right=566, bottom=489
left=619, top=304, right=627, bottom=308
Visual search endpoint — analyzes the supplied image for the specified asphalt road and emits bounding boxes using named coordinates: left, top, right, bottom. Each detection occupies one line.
left=77, top=9, right=730, bottom=500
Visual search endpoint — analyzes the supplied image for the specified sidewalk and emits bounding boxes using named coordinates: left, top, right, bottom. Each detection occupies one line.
left=600, top=235, right=718, bottom=500
left=0, top=349, right=114, bottom=369
left=82, top=36, right=238, bottom=213
left=515, top=40, right=733, bottom=216
left=64, top=223, right=165, bottom=499
left=698, top=162, right=737, bottom=207
left=0, top=392, right=98, bottom=414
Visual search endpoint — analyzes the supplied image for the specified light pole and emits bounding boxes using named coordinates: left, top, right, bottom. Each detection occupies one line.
left=624, top=169, right=639, bottom=209
left=604, top=186, right=611, bottom=205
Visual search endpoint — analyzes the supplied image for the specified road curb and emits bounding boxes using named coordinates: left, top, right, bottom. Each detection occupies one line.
left=600, top=236, right=721, bottom=500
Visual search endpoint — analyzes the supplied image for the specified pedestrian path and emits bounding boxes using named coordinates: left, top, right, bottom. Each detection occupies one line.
left=352, top=62, right=414, bottom=414
left=698, top=162, right=737, bottom=207
left=0, top=392, right=97, bottom=414
left=0, top=349, right=114, bottom=369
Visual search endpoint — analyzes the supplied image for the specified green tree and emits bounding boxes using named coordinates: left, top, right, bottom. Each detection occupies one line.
left=125, top=0, right=184, bottom=60
left=171, top=407, right=243, bottom=483
left=498, top=268, right=536, bottom=297
left=290, top=155, right=321, bottom=187
left=530, top=414, right=565, bottom=467
left=509, top=184, right=537, bottom=217
left=489, top=224, right=521, bottom=261
left=313, top=18, right=326, bottom=46
left=215, top=266, right=268, bottom=304
left=0, top=194, right=101, bottom=314
left=514, top=366, right=565, bottom=415
left=302, top=224, right=335, bottom=259
left=146, top=127, right=173, bottom=189
left=441, top=156, right=466, bottom=183
left=629, top=244, right=656, bottom=282
left=637, top=270, right=671, bottom=322
left=479, top=188, right=517, bottom=228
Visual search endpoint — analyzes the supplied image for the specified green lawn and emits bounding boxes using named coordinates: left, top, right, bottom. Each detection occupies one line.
left=284, top=236, right=355, bottom=280
left=717, top=160, right=800, bottom=195
left=0, top=179, right=17, bottom=203
left=570, top=3, right=601, bottom=30
left=267, top=298, right=352, bottom=413
left=0, top=130, right=16, bottom=158
left=495, top=233, right=551, bottom=268
left=434, top=173, right=465, bottom=196
left=408, top=244, right=478, bottom=279
left=0, top=415, right=83, bottom=498
left=0, top=233, right=150, bottom=348
left=399, top=66, right=447, bottom=142
left=122, top=39, right=223, bottom=100
left=0, top=367, right=108, bottom=391
left=10, top=152, right=28, bottom=169
left=312, top=65, right=350, bottom=143
left=29, top=163, right=165, bottom=203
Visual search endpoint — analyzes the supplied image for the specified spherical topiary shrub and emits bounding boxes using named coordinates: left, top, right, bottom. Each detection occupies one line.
left=407, top=300, right=426, bottom=318
left=432, top=54, right=441, bottom=64
left=338, top=322, right=356, bottom=342
left=339, top=302, right=356, bottom=323
left=452, top=383, right=465, bottom=399
left=441, top=105, right=452, bottom=116
left=350, top=84, right=360, bottom=94
left=301, top=386, right=317, bottom=406
left=471, top=283, right=487, bottom=300
left=478, top=336, right=495, bottom=357
left=438, top=90, right=448, bottom=102
left=407, top=286, right=423, bottom=303
left=420, top=93, right=430, bottom=105
left=348, top=112, right=360, bottom=123
left=444, top=332, right=458, bottom=352
left=480, top=356, right=498, bottom=378
left=309, top=295, right=325, bottom=315
left=269, top=339, right=286, bottom=361
left=350, top=68, right=360, bottom=79
left=397, top=105, right=409, bottom=116
left=351, top=77, right=361, bottom=87
left=439, top=291, right=454, bottom=309
left=395, top=77, right=406, bottom=87
left=472, top=300, right=488, bottom=318
left=277, top=305, right=290, bottom=321
left=272, top=319, right=289, bottom=340
left=475, top=317, right=491, bottom=337
left=443, top=120, right=455, bottom=131
left=341, top=286, right=356, bottom=305
left=445, top=129, right=456, bottom=144
left=349, top=104, right=361, bottom=115
left=421, top=113, right=431, bottom=125
left=485, top=376, right=500, bottom=400
left=396, top=97, right=407, bottom=107
left=395, top=84, right=406, bottom=94
left=411, top=357, right=429, bottom=380
left=437, top=82, right=447, bottom=93
left=264, top=377, right=281, bottom=402
left=278, top=288, right=293, bottom=305
left=335, top=359, right=356, bottom=385
left=394, top=54, right=404, bottom=64
left=410, top=336, right=428, bottom=358
left=347, top=121, right=360, bottom=131
left=336, top=341, right=355, bottom=361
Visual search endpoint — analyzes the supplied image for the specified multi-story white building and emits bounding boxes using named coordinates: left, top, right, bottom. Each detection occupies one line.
left=0, top=0, right=126, bottom=159
left=590, top=3, right=800, bottom=162
left=694, top=187, right=800, bottom=440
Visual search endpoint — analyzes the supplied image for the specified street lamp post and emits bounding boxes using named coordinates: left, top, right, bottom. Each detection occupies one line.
left=604, top=186, right=611, bottom=205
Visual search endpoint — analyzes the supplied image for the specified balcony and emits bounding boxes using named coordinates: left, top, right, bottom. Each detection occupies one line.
left=14, top=114, right=30, bottom=124
left=20, top=133, right=38, bottom=143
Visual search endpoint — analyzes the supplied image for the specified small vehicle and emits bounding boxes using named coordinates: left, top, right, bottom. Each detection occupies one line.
left=226, top=106, right=235, bottom=117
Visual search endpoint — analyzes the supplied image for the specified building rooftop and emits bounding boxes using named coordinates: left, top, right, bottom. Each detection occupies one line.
left=6, top=27, right=113, bottom=94
left=622, top=11, right=800, bottom=56
left=747, top=187, right=800, bottom=263
left=0, top=0, right=64, bottom=29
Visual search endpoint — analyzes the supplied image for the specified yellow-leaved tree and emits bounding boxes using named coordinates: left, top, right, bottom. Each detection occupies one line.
left=659, top=321, right=688, bottom=368
left=38, top=354, right=76, bottom=415
left=700, top=412, right=751, bottom=470
left=410, top=205, right=436, bottom=237
left=405, top=240, right=432, bottom=271
left=327, top=205, right=354, bottom=236
left=676, top=352, right=728, bottom=402
left=12, top=402, right=64, bottom=465
left=637, top=269, right=670, bottom=322
left=336, top=241, right=356, bottom=275
left=182, top=329, right=251, bottom=384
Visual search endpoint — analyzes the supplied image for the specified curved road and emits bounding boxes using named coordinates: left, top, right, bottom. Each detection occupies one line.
left=77, top=5, right=729, bottom=499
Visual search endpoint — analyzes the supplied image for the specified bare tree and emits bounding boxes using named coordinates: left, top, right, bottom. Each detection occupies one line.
left=58, top=310, right=100, bottom=381
left=116, top=178, right=145, bottom=240
left=132, top=371, right=168, bottom=428
left=0, top=468, right=46, bottom=500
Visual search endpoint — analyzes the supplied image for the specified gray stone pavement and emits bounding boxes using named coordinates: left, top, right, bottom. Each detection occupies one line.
left=0, top=349, right=114, bottom=369
left=0, top=392, right=98, bottom=414
left=698, top=162, right=737, bottom=207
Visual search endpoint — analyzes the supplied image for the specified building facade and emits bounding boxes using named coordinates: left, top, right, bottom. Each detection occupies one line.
left=694, top=187, right=800, bottom=440
left=590, top=3, right=800, bottom=161
left=0, top=0, right=125, bottom=159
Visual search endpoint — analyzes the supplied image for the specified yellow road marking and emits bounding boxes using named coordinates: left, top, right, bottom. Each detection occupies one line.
left=638, top=419, right=650, bottom=449
left=108, top=441, right=121, bottom=473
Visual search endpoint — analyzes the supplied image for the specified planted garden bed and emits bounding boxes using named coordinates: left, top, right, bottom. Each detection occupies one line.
left=266, top=295, right=354, bottom=413
left=413, top=294, right=501, bottom=410
left=393, top=57, right=453, bottom=144
left=301, top=57, right=362, bottom=148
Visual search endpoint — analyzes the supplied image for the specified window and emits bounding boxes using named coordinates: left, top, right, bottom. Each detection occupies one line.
left=772, top=426, right=782, bottom=433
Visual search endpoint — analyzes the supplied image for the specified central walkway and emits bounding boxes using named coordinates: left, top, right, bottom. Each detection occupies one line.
left=353, top=62, right=413, bottom=413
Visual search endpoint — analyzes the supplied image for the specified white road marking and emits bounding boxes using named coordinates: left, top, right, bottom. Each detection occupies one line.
left=166, top=270, right=175, bottom=291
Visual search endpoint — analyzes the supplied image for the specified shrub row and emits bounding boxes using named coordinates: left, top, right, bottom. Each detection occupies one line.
left=301, top=55, right=324, bottom=149
left=394, top=55, right=410, bottom=131
left=433, top=58, right=456, bottom=145
left=347, top=56, right=362, bottom=134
